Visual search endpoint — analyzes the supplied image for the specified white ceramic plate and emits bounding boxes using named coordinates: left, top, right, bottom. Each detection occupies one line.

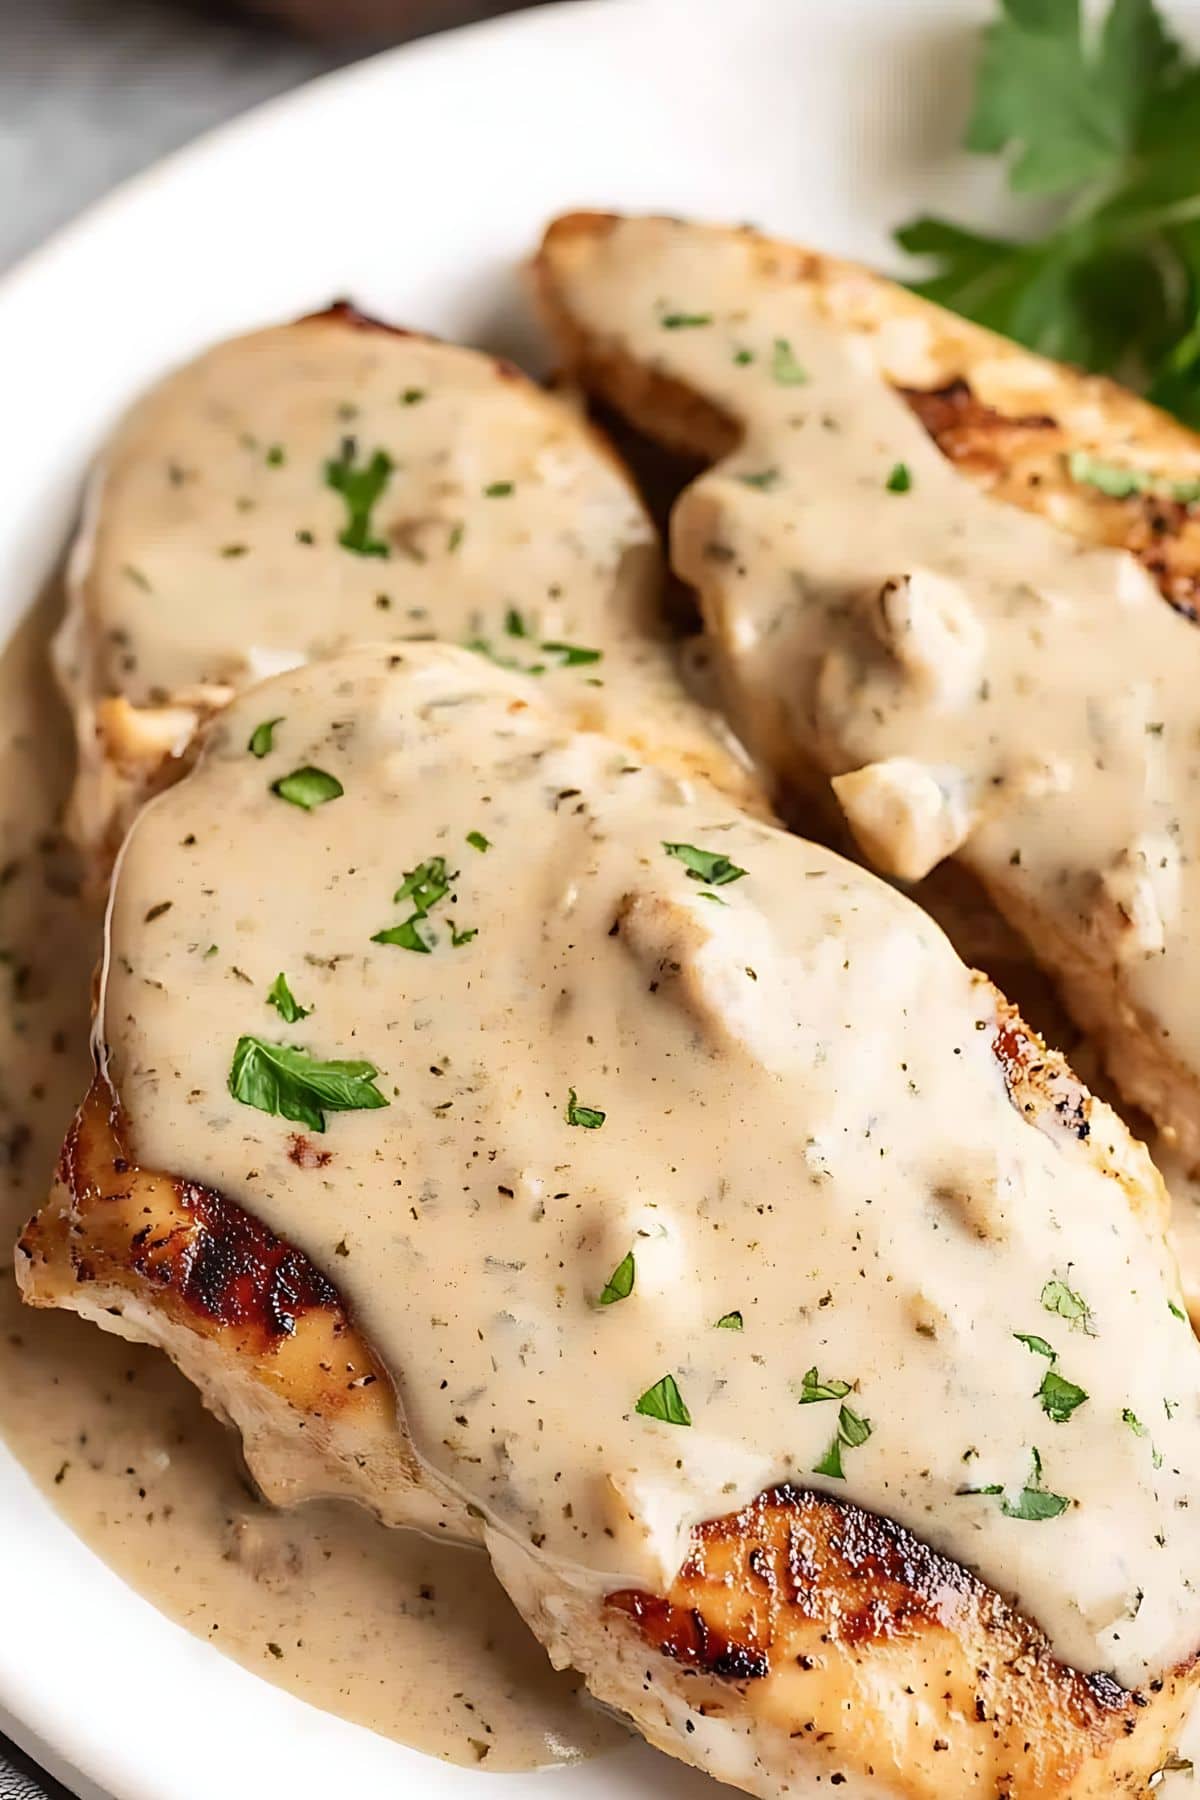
left=0, top=0, right=1059, bottom=1792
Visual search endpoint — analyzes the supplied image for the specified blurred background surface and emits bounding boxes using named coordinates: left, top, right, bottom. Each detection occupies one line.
left=1, top=0, right=526, bottom=270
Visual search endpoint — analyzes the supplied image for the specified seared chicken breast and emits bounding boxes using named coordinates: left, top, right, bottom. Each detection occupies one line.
left=59, top=300, right=752, bottom=874
left=534, top=212, right=1200, bottom=1173
left=20, top=641, right=1200, bottom=1797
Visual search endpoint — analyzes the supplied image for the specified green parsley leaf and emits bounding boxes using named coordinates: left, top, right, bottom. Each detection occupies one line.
left=401, top=388, right=426, bottom=405
left=324, top=439, right=393, bottom=557
left=885, top=461, right=913, bottom=493
left=248, top=717, right=283, bottom=759
left=484, top=481, right=514, bottom=498
left=265, top=444, right=286, bottom=467
left=837, top=1403, right=872, bottom=1449
left=1068, top=450, right=1200, bottom=502
left=894, top=0, right=1200, bottom=420
left=466, top=830, right=491, bottom=853
left=266, top=972, right=310, bottom=1023
left=1041, top=1277, right=1096, bottom=1335
left=395, top=856, right=453, bottom=912
left=635, top=1373, right=692, bottom=1425
left=770, top=337, right=809, bottom=385
left=663, top=841, right=748, bottom=887
left=271, top=766, right=344, bottom=810
left=715, top=1310, right=744, bottom=1330
left=1038, top=1369, right=1089, bottom=1423
left=504, top=607, right=528, bottom=637
left=1014, top=1331, right=1056, bottom=1360
left=798, top=1365, right=852, bottom=1404
left=737, top=467, right=781, bottom=491
left=566, top=1088, right=605, bottom=1129
left=598, top=1250, right=636, bottom=1306
left=1169, top=1298, right=1188, bottom=1321
left=1123, top=1406, right=1149, bottom=1436
left=449, top=922, right=478, bottom=947
left=732, top=347, right=756, bottom=365
left=813, top=1434, right=845, bottom=1479
left=541, top=641, right=603, bottom=667
left=960, top=1446, right=1070, bottom=1520
left=372, top=915, right=438, bottom=954
left=228, top=1036, right=388, bottom=1133
left=661, top=312, right=713, bottom=329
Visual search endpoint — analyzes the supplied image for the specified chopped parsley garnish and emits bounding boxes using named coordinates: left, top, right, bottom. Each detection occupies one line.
left=770, top=337, right=809, bottom=385
left=541, top=641, right=603, bottom=667
left=1068, top=450, right=1200, bottom=503
left=1041, top=1277, right=1096, bottom=1335
left=798, top=1366, right=871, bottom=1479
left=715, top=1310, right=744, bottom=1330
left=598, top=1250, right=636, bottom=1306
left=1014, top=1331, right=1088, bottom=1420
left=466, top=830, right=491, bottom=853
left=267, top=972, right=310, bottom=1023
left=1169, top=1299, right=1188, bottom=1321
left=1124, top=1406, right=1148, bottom=1436
left=566, top=1088, right=605, bottom=1129
left=732, top=347, right=755, bottom=365
left=798, top=1366, right=852, bottom=1404
left=265, top=444, right=286, bottom=467
left=1038, top=1369, right=1089, bottom=1423
left=324, top=438, right=393, bottom=557
left=738, top=467, right=781, bottom=491
left=373, top=854, right=467, bottom=954
left=401, top=387, right=426, bottom=405
left=635, top=1373, right=692, bottom=1426
left=661, top=312, right=713, bottom=330
left=373, top=915, right=438, bottom=954
left=504, top=607, right=528, bottom=637
left=228, top=1037, right=388, bottom=1133
left=886, top=461, right=913, bottom=493
left=395, top=856, right=452, bottom=912
left=271, top=766, right=344, bottom=810
left=248, top=716, right=283, bottom=758
left=484, top=480, right=514, bottom=498
left=960, top=1447, right=1070, bottom=1521
left=663, top=841, right=748, bottom=887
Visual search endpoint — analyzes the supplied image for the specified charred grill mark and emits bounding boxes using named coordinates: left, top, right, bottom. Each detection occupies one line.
left=901, top=377, right=1200, bottom=620
left=40, top=1076, right=359, bottom=1358
left=900, top=378, right=1057, bottom=449
left=990, top=1005, right=1091, bottom=1141
left=605, top=1588, right=771, bottom=1682
left=607, top=1483, right=1156, bottom=1747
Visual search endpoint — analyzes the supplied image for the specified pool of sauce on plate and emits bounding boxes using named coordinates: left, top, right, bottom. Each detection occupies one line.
left=0, top=589, right=624, bottom=1774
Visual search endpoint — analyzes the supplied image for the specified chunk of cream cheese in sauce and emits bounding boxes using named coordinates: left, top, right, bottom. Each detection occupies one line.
left=58, top=308, right=749, bottom=851
left=542, top=218, right=1200, bottom=1163
left=98, top=640, right=1200, bottom=1688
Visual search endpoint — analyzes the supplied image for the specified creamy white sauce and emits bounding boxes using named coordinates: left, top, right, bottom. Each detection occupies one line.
left=97, top=639, right=1200, bottom=1688
left=547, top=219, right=1200, bottom=1172
left=59, top=312, right=749, bottom=856
left=0, top=595, right=623, bottom=1773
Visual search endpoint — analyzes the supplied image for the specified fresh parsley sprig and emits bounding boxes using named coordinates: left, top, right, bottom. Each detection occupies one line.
left=896, top=0, right=1200, bottom=423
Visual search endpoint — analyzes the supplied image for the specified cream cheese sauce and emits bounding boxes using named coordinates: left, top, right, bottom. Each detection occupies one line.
left=0, top=595, right=622, bottom=1773
left=59, top=312, right=749, bottom=853
left=547, top=219, right=1200, bottom=1165
left=100, top=639, right=1200, bottom=1688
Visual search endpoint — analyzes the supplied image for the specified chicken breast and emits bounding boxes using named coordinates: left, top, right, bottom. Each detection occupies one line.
left=19, top=640, right=1200, bottom=1797
left=59, top=300, right=752, bottom=874
left=534, top=212, right=1200, bottom=1172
